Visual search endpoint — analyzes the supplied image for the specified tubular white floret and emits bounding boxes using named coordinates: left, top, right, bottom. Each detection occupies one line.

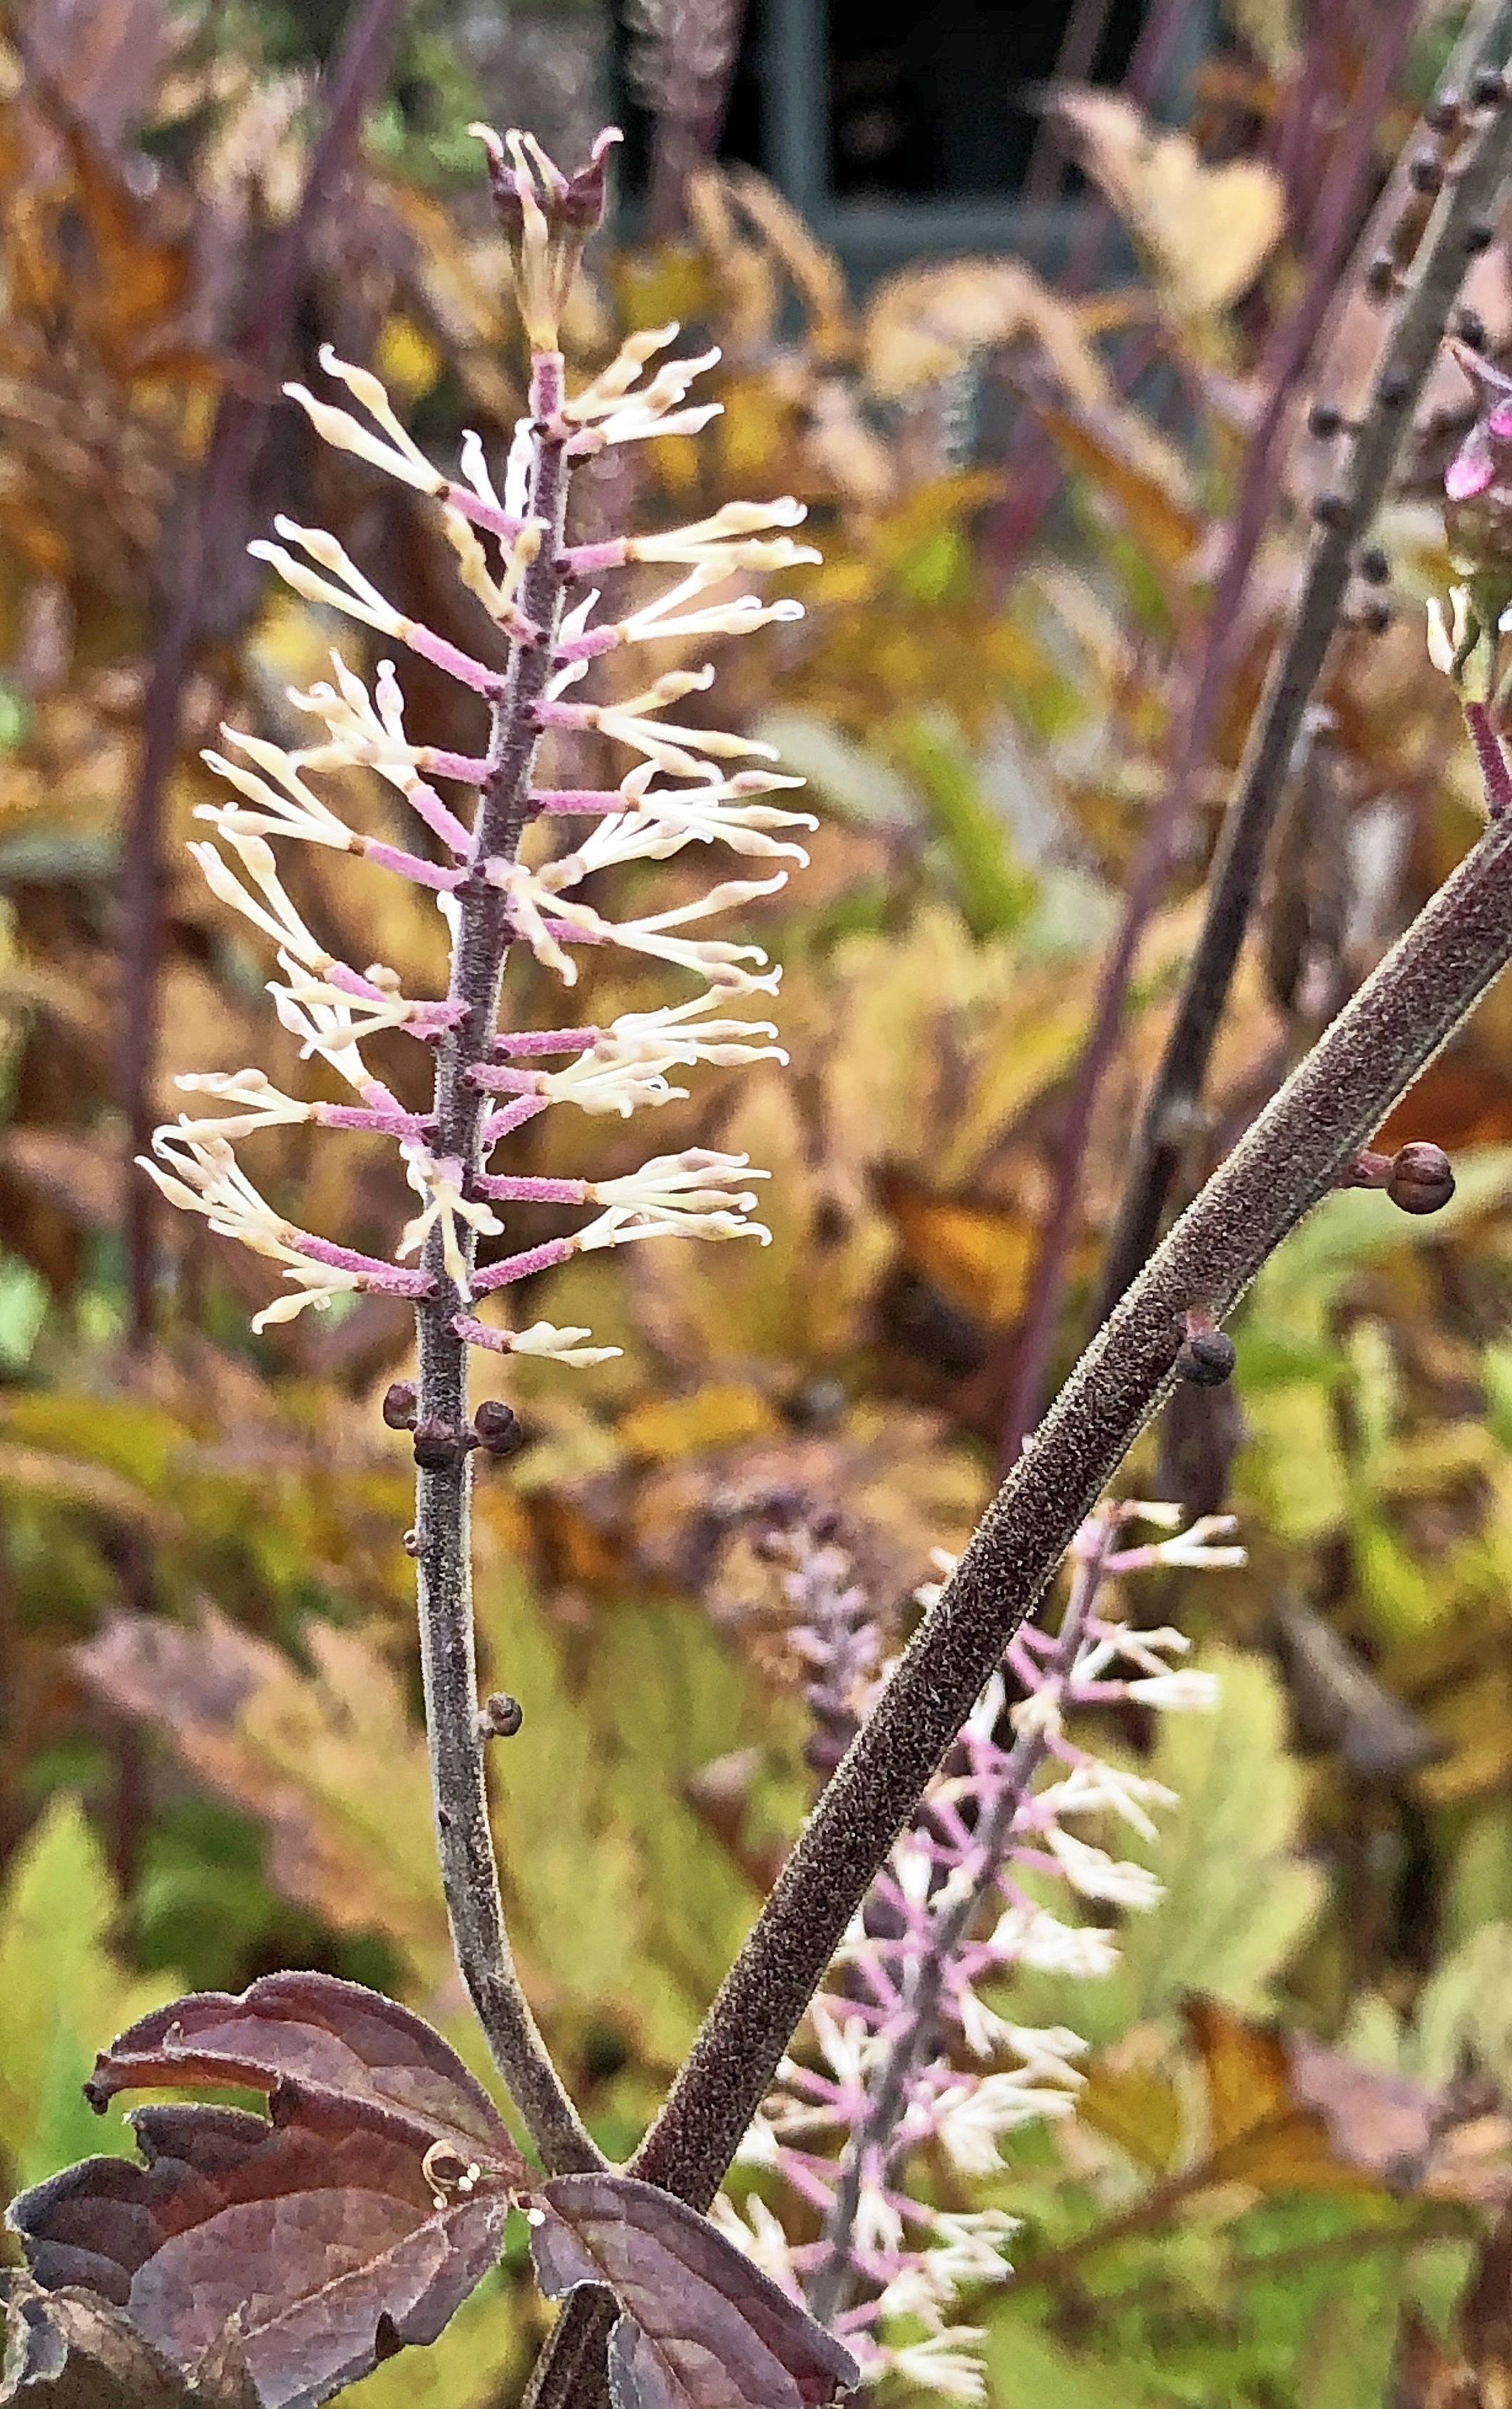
left=140, top=1130, right=362, bottom=1330
left=170, top=1070, right=315, bottom=1142
left=397, top=1146, right=502, bottom=1297
left=284, top=348, right=446, bottom=497
left=499, top=1319, right=622, bottom=1368
left=249, top=518, right=407, bottom=639
left=198, top=733, right=357, bottom=851
left=574, top=1149, right=772, bottom=1249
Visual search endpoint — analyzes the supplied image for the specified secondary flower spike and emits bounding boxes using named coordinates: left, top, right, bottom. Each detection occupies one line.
left=141, top=123, right=816, bottom=1373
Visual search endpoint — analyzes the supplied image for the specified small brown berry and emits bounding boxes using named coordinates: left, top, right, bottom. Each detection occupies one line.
left=1456, top=307, right=1488, bottom=350
left=402, top=1527, right=422, bottom=1557
left=479, top=1692, right=524, bottom=1739
left=382, top=1380, right=418, bottom=1430
left=1175, top=1328, right=1237, bottom=1387
left=1426, top=93, right=1462, bottom=133
left=1386, top=1141, right=1455, bottom=1215
left=1366, top=253, right=1397, bottom=298
left=1379, top=367, right=1412, bottom=406
left=474, top=1399, right=526, bottom=1457
left=1312, top=491, right=1349, bottom=530
left=1466, top=220, right=1496, bottom=253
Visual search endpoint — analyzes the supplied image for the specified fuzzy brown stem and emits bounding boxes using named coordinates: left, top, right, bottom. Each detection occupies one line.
left=626, top=794, right=1512, bottom=2211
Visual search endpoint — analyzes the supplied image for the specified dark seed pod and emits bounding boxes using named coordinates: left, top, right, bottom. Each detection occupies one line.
left=1409, top=150, right=1445, bottom=195
left=1386, top=1141, right=1455, bottom=1215
left=1312, top=491, right=1349, bottom=530
left=1358, top=545, right=1391, bottom=584
left=479, top=1691, right=524, bottom=1739
left=1466, top=219, right=1497, bottom=254
left=1365, top=253, right=1397, bottom=298
left=1471, top=65, right=1506, bottom=108
left=1379, top=367, right=1412, bottom=407
left=1426, top=93, right=1462, bottom=134
left=382, top=1380, right=418, bottom=1430
left=474, top=1399, right=526, bottom=1457
left=1307, top=400, right=1344, bottom=439
left=1455, top=307, right=1489, bottom=350
left=1175, top=1328, right=1237, bottom=1387
left=413, top=1417, right=463, bottom=1471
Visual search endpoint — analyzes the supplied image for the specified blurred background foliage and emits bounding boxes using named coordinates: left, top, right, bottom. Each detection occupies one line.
left=9, top=0, right=1512, bottom=2400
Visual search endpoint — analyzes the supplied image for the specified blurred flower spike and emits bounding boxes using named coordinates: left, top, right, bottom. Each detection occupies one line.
left=140, top=127, right=817, bottom=1357
left=1430, top=340, right=1512, bottom=711
left=711, top=1501, right=1234, bottom=2398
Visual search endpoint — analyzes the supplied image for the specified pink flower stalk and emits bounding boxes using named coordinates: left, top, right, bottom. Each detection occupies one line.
left=710, top=1501, right=1237, bottom=2400
left=138, top=128, right=817, bottom=1365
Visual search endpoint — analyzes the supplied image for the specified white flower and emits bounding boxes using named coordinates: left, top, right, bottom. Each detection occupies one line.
left=284, top=347, right=446, bottom=498
left=499, top=1320, right=621, bottom=1368
left=169, top=1069, right=313, bottom=1142
left=1034, top=1759, right=1180, bottom=1844
left=879, top=2328, right=989, bottom=2402
left=578, top=1149, right=771, bottom=1248
left=250, top=517, right=408, bottom=641
left=627, top=497, right=820, bottom=573
left=924, top=2210, right=1018, bottom=2291
left=989, top=1903, right=1119, bottom=1980
left=199, top=730, right=356, bottom=850
left=139, top=1131, right=361, bottom=1330
left=934, top=2068, right=1077, bottom=2175
left=397, top=1147, right=502, bottom=1296
left=1125, top=1669, right=1222, bottom=1710
left=706, top=2193, right=800, bottom=2293
left=1045, top=1825, right=1164, bottom=1910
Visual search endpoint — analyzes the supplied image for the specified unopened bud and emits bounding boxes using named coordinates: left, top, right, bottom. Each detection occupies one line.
left=1174, top=1309, right=1236, bottom=1387
left=479, top=1691, right=524, bottom=1739
left=382, top=1380, right=418, bottom=1430
left=1387, top=1141, right=1455, bottom=1215
left=473, top=1399, right=526, bottom=1457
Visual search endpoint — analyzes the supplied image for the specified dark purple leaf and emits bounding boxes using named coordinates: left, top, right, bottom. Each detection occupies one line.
left=0, top=2276, right=256, bottom=2409
left=8, top=1976, right=523, bottom=2409
left=82, top=1972, right=515, bottom=2169
left=532, top=2174, right=857, bottom=2409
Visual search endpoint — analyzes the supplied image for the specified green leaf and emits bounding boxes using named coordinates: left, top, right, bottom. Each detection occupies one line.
left=889, top=711, right=1038, bottom=938
left=0, top=1793, right=176, bottom=2186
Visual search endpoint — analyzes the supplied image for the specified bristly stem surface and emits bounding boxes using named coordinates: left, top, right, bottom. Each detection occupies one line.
left=1095, top=0, right=1512, bottom=1318
left=413, top=350, right=603, bottom=2176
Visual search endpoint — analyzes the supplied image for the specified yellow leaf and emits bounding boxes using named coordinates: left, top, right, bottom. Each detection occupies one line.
left=1058, top=91, right=1287, bottom=317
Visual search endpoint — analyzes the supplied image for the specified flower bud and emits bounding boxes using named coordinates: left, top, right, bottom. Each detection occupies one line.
left=473, top=1399, right=526, bottom=1457
left=413, top=1417, right=464, bottom=1471
left=478, top=1691, right=524, bottom=1739
left=382, top=1380, right=418, bottom=1430
left=1386, top=1141, right=1455, bottom=1214
left=1174, top=1322, right=1237, bottom=1386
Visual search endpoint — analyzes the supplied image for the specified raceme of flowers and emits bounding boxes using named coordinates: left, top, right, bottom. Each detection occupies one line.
left=708, top=1501, right=1236, bottom=2400
left=141, top=125, right=817, bottom=1365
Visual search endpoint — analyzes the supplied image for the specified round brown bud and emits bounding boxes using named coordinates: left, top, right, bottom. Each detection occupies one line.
left=1312, top=491, right=1349, bottom=531
left=1471, top=65, right=1507, bottom=108
left=1359, top=599, right=1394, bottom=634
left=1466, top=219, right=1497, bottom=253
left=382, top=1380, right=418, bottom=1430
left=1365, top=253, right=1397, bottom=298
left=479, top=1692, right=524, bottom=1740
left=1379, top=367, right=1412, bottom=406
left=1307, top=399, right=1344, bottom=439
left=1426, top=93, right=1462, bottom=133
left=1358, top=545, right=1391, bottom=584
left=1455, top=307, right=1489, bottom=351
left=1175, top=1329, right=1237, bottom=1387
left=1386, top=1141, right=1455, bottom=1215
left=413, top=1417, right=463, bottom=1471
left=1409, top=150, right=1445, bottom=195
left=473, top=1399, right=526, bottom=1457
